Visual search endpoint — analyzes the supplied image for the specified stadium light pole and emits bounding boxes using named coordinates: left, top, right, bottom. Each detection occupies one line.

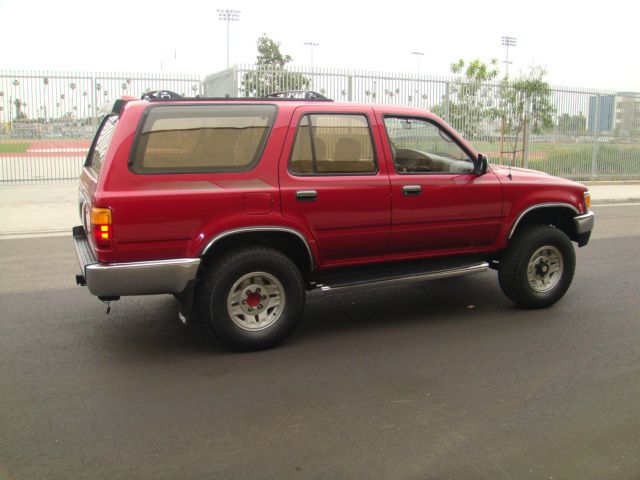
left=501, top=36, right=517, bottom=77
left=303, top=41, right=319, bottom=70
left=218, top=9, right=241, bottom=69
left=411, top=51, right=425, bottom=75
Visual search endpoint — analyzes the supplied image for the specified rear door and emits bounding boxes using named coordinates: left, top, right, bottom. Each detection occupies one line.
left=279, top=105, right=391, bottom=266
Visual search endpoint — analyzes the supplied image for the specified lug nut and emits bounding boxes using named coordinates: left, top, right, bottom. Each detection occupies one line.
left=257, top=304, right=263, bottom=309
left=261, top=295, right=267, bottom=300
left=248, top=307, right=253, bottom=312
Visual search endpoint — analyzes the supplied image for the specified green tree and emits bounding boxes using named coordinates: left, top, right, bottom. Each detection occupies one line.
left=241, top=34, right=310, bottom=97
left=557, top=112, right=587, bottom=135
left=432, top=58, right=500, bottom=139
left=497, top=66, right=556, bottom=165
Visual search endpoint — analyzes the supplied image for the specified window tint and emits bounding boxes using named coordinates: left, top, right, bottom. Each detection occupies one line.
left=130, top=105, right=276, bottom=173
left=87, top=115, right=118, bottom=177
left=289, top=114, right=376, bottom=175
left=384, top=116, right=474, bottom=174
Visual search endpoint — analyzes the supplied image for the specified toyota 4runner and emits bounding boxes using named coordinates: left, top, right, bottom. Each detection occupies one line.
left=73, top=90, right=594, bottom=351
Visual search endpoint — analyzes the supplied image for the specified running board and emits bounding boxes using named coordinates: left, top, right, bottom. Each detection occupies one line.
left=310, top=261, right=489, bottom=292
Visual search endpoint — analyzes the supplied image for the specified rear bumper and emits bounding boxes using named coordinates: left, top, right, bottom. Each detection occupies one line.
left=574, top=210, right=595, bottom=247
left=72, top=226, right=200, bottom=297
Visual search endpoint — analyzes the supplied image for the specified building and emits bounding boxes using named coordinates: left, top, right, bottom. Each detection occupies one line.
left=587, top=94, right=615, bottom=134
left=588, top=92, right=640, bottom=135
left=614, top=93, right=640, bottom=135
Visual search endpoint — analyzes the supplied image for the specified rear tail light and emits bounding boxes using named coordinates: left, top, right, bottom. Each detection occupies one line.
left=90, top=207, right=113, bottom=248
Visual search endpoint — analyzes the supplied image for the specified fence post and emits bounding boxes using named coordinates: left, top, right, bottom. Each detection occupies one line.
left=444, top=81, right=450, bottom=122
left=9, top=95, right=13, bottom=133
left=523, top=97, right=531, bottom=168
left=591, top=94, right=601, bottom=180
left=91, top=74, right=97, bottom=129
left=232, top=66, right=239, bottom=97
left=348, top=76, right=353, bottom=102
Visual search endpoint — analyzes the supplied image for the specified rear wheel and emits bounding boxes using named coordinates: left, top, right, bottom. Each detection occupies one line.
left=498, top=225, right=576, bottom=309
left=195, top=247, right=306, bottom=351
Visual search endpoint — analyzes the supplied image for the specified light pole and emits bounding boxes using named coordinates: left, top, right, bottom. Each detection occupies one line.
left=303, top=41, right=319, bottom=69
left=218, top=9, right=241, bottom=69
left=411, top=51, right=425, bottom=75
left=304, top=41, right=319, bottom=89
left=501, top=36, right=517, bottom=77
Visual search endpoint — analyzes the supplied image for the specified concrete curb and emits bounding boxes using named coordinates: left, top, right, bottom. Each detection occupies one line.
left=0, top=229, right=71, bottom=239
left=592, top=198, right=640, bottom=205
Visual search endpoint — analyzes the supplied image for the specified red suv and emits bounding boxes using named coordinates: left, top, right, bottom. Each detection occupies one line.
left=73, top=90, right=594, bottom=350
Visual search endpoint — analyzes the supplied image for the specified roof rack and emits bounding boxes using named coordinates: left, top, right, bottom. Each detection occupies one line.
left=265, top=90, right=332, bottom=101
left=141, top=90, right=184, bottom=101
left=139, top=89, right=334, bottom=102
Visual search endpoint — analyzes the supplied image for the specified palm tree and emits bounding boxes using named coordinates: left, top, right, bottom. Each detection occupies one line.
left=69, top=83, right=77, bottom=118
left=43, top=77, right=50, bottom=122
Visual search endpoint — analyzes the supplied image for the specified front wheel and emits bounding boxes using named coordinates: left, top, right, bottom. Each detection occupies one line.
left=195, top=247, right=306, bottom=351
left=498, top=225, right=576, bottom=309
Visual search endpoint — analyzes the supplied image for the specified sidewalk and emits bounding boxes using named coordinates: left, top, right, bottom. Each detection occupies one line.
left=1, top=181, right=639, bottom=239
left=1, top=183, right=79, bottom=238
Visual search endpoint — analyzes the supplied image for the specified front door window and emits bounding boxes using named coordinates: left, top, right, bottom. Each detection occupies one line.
left=384, top=116, right=474, bottom=174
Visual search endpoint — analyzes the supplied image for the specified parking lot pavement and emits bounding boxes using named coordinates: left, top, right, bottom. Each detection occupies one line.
left=1, top=206, right=639, bottom=479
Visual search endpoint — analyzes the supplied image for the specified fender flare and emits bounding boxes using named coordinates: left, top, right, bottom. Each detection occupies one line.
left=200, top=226, right=315, bottom=269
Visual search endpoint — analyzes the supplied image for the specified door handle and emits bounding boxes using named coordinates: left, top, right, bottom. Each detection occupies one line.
left=403, top=185, right=422, bottom=196
left=296, top=190, right=317, bottom=201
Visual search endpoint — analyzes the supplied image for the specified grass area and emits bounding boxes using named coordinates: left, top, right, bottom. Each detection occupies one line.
left=0, top=143, right=29, bottom=153
left=474, top=141, right=640, bottom=179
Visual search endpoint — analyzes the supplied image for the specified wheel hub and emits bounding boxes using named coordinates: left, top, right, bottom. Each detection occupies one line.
left=536, top=260, right=550, bottom=275
left=244, top=287, right=263, bottom=309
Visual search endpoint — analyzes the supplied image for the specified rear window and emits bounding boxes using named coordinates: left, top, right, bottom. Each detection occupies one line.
left=86, top=115, right=118, bottom=177
left=130, top=104, right=277, bottom=173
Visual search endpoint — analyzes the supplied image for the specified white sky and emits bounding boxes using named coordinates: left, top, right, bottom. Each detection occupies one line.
left=1, top=0, right=638, bottom=92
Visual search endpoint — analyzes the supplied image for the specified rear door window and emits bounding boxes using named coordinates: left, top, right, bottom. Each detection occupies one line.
left=289, top=113, right=377, bottom=175
left=130, top=104, right=276, bottom=173
left=86, top=115, right=118, bottom=177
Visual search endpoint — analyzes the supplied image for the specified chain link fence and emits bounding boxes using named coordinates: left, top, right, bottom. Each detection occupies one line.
left=224, top=65, right=640, bottom=181
left=2, top=67, right=639, bottom=183
left=0, top=71, right=201, bottom=183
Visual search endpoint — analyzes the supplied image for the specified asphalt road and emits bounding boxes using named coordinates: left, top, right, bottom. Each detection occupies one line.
left=1, top=204, right=640, bottom=480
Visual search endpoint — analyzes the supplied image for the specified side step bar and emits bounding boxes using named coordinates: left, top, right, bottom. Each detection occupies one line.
left=310, top=261, right=489, bottom=292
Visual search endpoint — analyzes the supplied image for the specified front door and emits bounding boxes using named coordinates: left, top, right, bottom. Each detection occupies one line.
left=378, top=113, right=503, bottom=256
left=280, top=106, right=391, bottom=267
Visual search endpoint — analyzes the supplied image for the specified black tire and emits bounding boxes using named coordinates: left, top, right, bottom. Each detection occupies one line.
left=498, top=225, right=576, bottom=309
left=194, top=246, right=306, bottom=351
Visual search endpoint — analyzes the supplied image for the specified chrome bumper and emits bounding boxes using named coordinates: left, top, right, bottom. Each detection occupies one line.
left=574, top=211, right=595, bottom=234
left=573, top=211, right=594, bottom=247
left=72, top=226, right=200, bottom=297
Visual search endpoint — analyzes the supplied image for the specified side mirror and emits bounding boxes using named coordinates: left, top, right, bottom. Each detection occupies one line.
left=475, top=153, right=488, bottom=175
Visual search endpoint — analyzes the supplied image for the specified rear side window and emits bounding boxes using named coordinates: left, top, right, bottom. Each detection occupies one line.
left=289, top=114, right=376, bottom=175
left=87, top=115, right=118, bottom=177
left=130, top=104, right=276, bottom=173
